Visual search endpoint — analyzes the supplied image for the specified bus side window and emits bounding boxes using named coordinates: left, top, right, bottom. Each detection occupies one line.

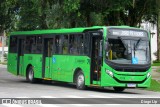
left=62, top=35, right=69, bottom=54
left=31, top=36, right=36, bottom=53
left=36, top=36, right=42, bottom=54
left=84, top=33, right=89, bottom=55
left=75, top=34, right=83, bottom=55
left=55, top=35, right=62, bottom=54
left=25, top=36, right=36, bottom=54
left=9, top=36, right=17, bottom=53
left=25, top=37, right=31, bottom=53
left=69, top=34, right=78, bottom=55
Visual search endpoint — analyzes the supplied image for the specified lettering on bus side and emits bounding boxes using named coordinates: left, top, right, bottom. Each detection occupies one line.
left=76, top=60, right=85, bottom=63
left=52, top=57, right=56, bottom=63
left=28, top=56, right=32, bottom=60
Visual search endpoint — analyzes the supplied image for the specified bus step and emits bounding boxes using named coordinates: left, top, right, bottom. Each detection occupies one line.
left=90, top=84, right=100, bottom=87
left=43, top=78, right=52, bottom=80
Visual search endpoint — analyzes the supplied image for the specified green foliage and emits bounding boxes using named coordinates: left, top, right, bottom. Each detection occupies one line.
left=63, top=0, right=80, bottom=13
left=46, top=2, right=69, bottom=28
left=146, top=79, right=160, bottom=92
left=0, top=0, right=17, bottom=32
left=152, top=62, right=160, bottom=66
left=16, top=0, right=41, bottom=30
left=0, top=0, right=159, bottom=31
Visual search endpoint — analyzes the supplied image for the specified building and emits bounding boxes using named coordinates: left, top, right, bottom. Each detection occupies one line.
left=141, top=21, right=157, bottom=61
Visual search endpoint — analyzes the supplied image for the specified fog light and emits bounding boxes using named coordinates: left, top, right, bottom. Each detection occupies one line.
left=106, top=70, right=114, bottom=77
left=147, top=72, right=151, bottom=78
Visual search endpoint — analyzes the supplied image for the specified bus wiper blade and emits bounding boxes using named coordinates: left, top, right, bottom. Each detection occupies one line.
left=135, top=38, right=142, bottom=50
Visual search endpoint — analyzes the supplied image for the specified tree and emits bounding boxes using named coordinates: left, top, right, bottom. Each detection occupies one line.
left=4, top=0, right=159, bottom=30
left=0, top=0, right=17, bottom=33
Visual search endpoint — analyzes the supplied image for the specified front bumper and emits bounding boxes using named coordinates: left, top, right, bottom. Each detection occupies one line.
left=101, top=71, right=151, bottom=88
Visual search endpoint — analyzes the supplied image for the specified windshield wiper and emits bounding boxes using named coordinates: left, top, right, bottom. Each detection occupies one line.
left=118, top=37, right=127, bottom=49
left=135, top=38, right=142, bottom=50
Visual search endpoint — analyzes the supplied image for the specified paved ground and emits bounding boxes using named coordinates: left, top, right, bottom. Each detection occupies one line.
left=151, top=66, right=160, bottom=81
left=0, top=65, right=160, bottom=107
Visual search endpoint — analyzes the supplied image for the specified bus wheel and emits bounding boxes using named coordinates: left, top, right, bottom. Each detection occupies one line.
left=113, top=87, right=125, bottom=92
left=26, top=66, right=35, bottom=83
left=76, top=71, right=86, bottom=90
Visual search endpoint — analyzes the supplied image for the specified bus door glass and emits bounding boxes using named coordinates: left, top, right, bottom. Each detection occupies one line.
left=90, top=31, right=103, bottom=84
left=43, top=38, right=54, bottom=79
left=18, top=38, right=25, bottom=75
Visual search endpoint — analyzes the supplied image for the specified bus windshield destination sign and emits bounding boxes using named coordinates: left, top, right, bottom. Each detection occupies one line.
left=109, top=29, right=147, bottom=37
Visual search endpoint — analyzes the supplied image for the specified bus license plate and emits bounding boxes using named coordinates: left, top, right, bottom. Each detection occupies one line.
left=127, top=84, right=136, bottom=87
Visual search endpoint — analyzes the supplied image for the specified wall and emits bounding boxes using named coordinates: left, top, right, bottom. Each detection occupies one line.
left=141, top=22, right=157, bottom=61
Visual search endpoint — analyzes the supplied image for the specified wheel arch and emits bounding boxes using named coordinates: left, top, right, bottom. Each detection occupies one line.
left=26, top=64, right=32, bottom=76
left=73, top=67, right=84, bottom=83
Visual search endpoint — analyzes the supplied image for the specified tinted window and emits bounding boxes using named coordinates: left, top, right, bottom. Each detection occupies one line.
left=62, top=35, right=69, bottom=54
left=36, top=36, right=42, bottom=54
left=69, top=34, right=78, bottom=55
left=25, top=36, right=34, bottom=53
left=55, top=35, right=62, bottom=54
left=84, top=33, right=90, bottom=55
left=25, top=36, right=42, bottom=54
left=9, top=36, right=17, bottom=53
left=54, top=33, right=90, bottom=56
left=69, top=33, right=89, bottom=55
left=76, top=34, right=84, bottom=55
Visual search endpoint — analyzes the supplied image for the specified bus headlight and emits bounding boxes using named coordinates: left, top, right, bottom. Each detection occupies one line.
left=106, top=70, right=114, bottom=77
left=147, top=72, right=151, bottom=78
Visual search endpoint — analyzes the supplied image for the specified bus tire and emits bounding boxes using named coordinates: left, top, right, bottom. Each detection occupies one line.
left=76, top=71, right=86, bottom=90
left=26, top=66, right=36, bottom=83
left=113, top=87, right=125, bottom=92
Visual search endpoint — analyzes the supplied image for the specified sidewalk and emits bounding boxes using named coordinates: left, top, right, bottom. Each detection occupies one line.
left=152, top=66, right=160, bottom=81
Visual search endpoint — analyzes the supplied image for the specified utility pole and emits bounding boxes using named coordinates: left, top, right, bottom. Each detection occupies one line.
left=157, top=0, right=160, bottom=61
left=157, top=15, right=160, bottom=61
left=1, top=30, right=5, bottom=62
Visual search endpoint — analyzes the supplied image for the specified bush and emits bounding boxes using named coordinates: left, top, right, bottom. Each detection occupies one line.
left=153, top=60, right=160, bottom=63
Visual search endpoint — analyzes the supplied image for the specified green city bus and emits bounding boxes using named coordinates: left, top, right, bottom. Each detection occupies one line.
left=7, top=26, right=151, bottom=92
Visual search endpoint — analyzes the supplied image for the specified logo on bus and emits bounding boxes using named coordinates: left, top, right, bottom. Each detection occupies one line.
left=52, top=57, right=56, bottom=63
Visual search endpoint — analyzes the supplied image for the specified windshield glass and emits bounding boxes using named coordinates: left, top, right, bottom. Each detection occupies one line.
left=106, top=38, right=150, bottom=65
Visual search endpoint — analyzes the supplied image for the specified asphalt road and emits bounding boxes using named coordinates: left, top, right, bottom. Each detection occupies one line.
left=0, top=64, right=160, bottom=107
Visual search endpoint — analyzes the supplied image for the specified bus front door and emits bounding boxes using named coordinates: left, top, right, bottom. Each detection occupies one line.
left=42, top=38, right=53, bottom=79
left=90, top=34, right=103, bottom=85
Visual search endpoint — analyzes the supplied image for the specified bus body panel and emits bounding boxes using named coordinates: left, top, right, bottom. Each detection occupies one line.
left=7, top=53, right=18, bottom=75
left=51, top=55, right=90, bottom=85
left=19, top=56, right=24, bottom=76
left=44, top=57, right=52, bottom=78
left=23, top=54, right=42, bottom=78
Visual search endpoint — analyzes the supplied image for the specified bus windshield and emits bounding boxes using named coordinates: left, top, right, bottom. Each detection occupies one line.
left=106, top=29, right=150, bottom=65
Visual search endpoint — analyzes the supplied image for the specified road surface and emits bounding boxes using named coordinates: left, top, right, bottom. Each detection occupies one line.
left=0, top=65, right=159, bottom=107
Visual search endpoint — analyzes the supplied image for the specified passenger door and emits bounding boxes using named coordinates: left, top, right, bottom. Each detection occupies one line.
left=18, top=38, right=25, bottom=76
left=89, top=32, right=103, bottom=85
left=42, top=38, right=54, bottom=79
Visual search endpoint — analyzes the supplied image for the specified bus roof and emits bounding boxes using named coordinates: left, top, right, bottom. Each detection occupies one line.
left=10, top=26, right=104, bottom=36
left=10, top=26, right=145, bottom=36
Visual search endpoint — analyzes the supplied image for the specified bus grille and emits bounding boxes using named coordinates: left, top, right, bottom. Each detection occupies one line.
left=114, top=68, right=148, bottom=72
